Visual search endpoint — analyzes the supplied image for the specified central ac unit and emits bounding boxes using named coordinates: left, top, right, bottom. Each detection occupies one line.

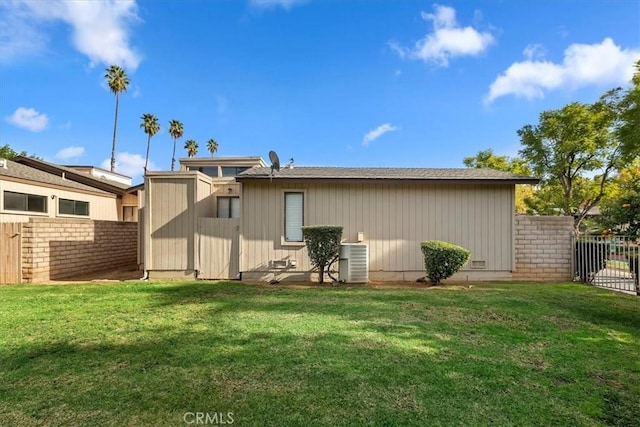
left=339, top=243, right=369, bottom=283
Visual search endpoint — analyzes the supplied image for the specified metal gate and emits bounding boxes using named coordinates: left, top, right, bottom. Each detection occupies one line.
left=573, top=235, right=639, bottom=295
left=1, top=223, right=22, bottom=284
left=198, top=218, right=240, bottom=280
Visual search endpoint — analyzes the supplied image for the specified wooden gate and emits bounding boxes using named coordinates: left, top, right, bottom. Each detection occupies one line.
left=198, top=218, right=240, bottom=280
left=1, top=223, right=22, bottom=284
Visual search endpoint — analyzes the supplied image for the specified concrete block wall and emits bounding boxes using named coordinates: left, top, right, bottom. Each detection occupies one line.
left=514, top=215, right=574, bottom=281
left=21, top=218, right=138, bottom=282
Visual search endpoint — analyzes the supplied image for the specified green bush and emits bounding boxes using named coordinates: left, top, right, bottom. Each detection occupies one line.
left=420, top=240, right=471, bottom=285
left=302, top=225, right=343, bottom=284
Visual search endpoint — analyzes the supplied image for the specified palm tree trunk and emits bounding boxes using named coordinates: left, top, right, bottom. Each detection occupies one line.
left=171, top=138, right=177, bottom=171
left=144, top=135, right=151, bottom=174
left=110, top=93, right=119, bottom=172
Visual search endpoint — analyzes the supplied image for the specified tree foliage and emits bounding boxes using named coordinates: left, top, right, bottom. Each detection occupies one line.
left=105, top=65, right=130, bottom=172
left=184, top=139, right=198, bottom=158
left=517, top=85, right=639, bottom=233
left=207, top=138, right=219, bottom=157
left=302, top=225, right=343, bottom=284
left=597, top=160, right=640, bottom=239
left=168, top=119, right=184, bottom=171
left=0, top=144, right=28, bottom=159
left=463, top=149, right=533, bottom=213
left=140, top=113, right=160, bottom=173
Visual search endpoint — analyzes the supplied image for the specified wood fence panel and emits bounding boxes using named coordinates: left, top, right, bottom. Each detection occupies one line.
left=198, top=218, right=240, bottom=280
left=0, top=223, right=22, bottom=284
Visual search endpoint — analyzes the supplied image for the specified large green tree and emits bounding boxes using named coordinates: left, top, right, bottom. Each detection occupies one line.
left=517, top=87, right=638, bottom=233
left=105, top=65, right=130, bottom=172
left=140, top=113, right=160, bottom=174
left=597, top=160, right=640, bottom=239
left=617, top=60, right=640, bottom=158
left=168, top=119, right=184, bottom=171
left=463, top=149, right=534, bottom=213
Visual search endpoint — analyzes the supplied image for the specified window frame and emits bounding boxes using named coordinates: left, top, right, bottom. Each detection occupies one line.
left=282, top=190, right=306, bottom=246
left=58, top=198, right=90, bottom=217
left=216, top=196, right=240, bottom=219
left=2, top=191, right=48, bottom=214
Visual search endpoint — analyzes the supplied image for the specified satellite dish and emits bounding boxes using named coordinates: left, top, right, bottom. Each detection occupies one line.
left=269, top=150, right=281, bottom=175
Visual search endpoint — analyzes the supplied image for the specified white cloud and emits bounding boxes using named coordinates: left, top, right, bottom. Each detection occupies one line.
left=55, top=146, right=85, bottom=160
left=523, top=44, right=545, bottom=60
left=5, top=107, right=49, bottom=132
left=0, top=0, right=141, bottom=70
left=486, top=38, right=640, bottom=103
left=391, top=5, right=494, bottom=66
left=101, top=152, right=157, bottom=181
left=249, top=0, right=307, bottom=9
left=362, top=123, right=398, bottom=146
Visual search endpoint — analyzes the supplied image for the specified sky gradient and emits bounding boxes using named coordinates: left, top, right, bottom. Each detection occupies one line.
left=1, top=0, right=638, bottom=183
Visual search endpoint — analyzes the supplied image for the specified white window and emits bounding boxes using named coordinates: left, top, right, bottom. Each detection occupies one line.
left=217, top=197, right=240, bottom=218
left=284, top=192, right=304, bottom=242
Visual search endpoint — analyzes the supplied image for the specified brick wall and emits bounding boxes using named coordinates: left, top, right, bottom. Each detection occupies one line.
left=21, top=218, right=138, bottom=282
left=514, top=215, right=574, bottom=281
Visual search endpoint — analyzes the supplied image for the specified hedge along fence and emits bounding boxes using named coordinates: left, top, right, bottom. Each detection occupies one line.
left=302, top=225, right=343, bottom=284
left=421, top=240, right=471, bottom=285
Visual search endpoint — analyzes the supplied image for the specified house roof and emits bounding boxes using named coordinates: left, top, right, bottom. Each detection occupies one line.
left=0, top=159, right=112, bottom=195
left=236, top=166, right=540, bottom=183
left=13, top=156, right=136, bottom=195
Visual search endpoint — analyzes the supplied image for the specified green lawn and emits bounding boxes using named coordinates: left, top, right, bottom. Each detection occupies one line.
left=1, top=282, right=639, bottom=426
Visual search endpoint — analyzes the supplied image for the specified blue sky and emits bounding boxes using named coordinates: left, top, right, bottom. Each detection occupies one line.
left=1, top=0, right=638, bottom=183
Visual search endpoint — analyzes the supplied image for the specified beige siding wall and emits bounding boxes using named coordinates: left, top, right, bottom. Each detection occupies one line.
left=240, top=181, right=515, bottom=281
left=148, top=177, right=194, bottom=271
left=21, top=217, right=137, bottom=282
left=0, top=180, right=119, bottom=222
left=145, top=172, right=213, bottom=277
left=513, top=215, right=574, bottom=281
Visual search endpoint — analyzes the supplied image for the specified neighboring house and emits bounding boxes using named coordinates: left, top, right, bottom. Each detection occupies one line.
left=0, top=158, right=120, bottom=222
left=143, top=159, right=539, bottom=282
left=9, top=156, right=141, bottom=222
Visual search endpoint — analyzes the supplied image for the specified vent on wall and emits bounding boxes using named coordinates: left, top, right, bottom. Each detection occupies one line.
left=471, top=260, right=487, bottom=269
left=339, top=243, right=369, bottom=283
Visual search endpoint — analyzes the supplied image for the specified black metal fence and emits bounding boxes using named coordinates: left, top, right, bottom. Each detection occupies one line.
left=573, top=235, right=640, bottom=295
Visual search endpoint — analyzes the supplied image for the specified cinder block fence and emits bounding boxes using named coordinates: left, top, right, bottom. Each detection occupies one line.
left=513, top=215, right=575, bottom=281
left=21, top=218, right=138, bottom=282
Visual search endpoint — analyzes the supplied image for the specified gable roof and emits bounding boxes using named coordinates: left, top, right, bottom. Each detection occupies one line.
left=0, top=159, right=112, bottom=195
left=13, top=156, right=135, bottom=195
left=237, top=166, right=539, bottom=184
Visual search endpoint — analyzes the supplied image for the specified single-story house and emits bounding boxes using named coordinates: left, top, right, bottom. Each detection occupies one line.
left=142, top=159, right=539, bottom=282
left=7, top=156, right=141, bottom=222
left=0, top=158, right=123, bottom=222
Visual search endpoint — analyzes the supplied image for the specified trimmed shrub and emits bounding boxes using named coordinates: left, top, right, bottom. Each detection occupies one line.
left=574, top=241, right=609, bottom=282
left=420, top=240, right=471, bottom=285
left=302, top=225, right=343, bottom=284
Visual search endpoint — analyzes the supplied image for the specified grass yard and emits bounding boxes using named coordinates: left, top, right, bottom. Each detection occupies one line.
left=1, top=282, right=639, bottom=426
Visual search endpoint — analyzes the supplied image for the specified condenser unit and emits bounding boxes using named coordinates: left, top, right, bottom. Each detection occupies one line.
left=339, top=243, right=369, bottom=283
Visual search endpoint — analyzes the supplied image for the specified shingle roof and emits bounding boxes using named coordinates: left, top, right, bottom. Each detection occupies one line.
left=13, top=156, right=133, bottom=194
left=237, top=166, right=539, bottom=183
left=0, top=159, right=112, bottom=194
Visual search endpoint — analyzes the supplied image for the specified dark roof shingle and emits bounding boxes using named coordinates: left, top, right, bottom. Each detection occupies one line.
left=0, top=159, right=112, bottom=194
left=237, top=166, right=539, bottom=183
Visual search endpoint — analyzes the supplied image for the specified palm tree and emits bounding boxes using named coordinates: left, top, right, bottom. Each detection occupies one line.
left=140, top=113, right=160, bottom=174
left=184, top=139, right=198, bottom=158
left=105, top=65, right=130, bottom=172
left=206, top=138, right=219, bottom=157
left=168, top=119, right=184, bottom=171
